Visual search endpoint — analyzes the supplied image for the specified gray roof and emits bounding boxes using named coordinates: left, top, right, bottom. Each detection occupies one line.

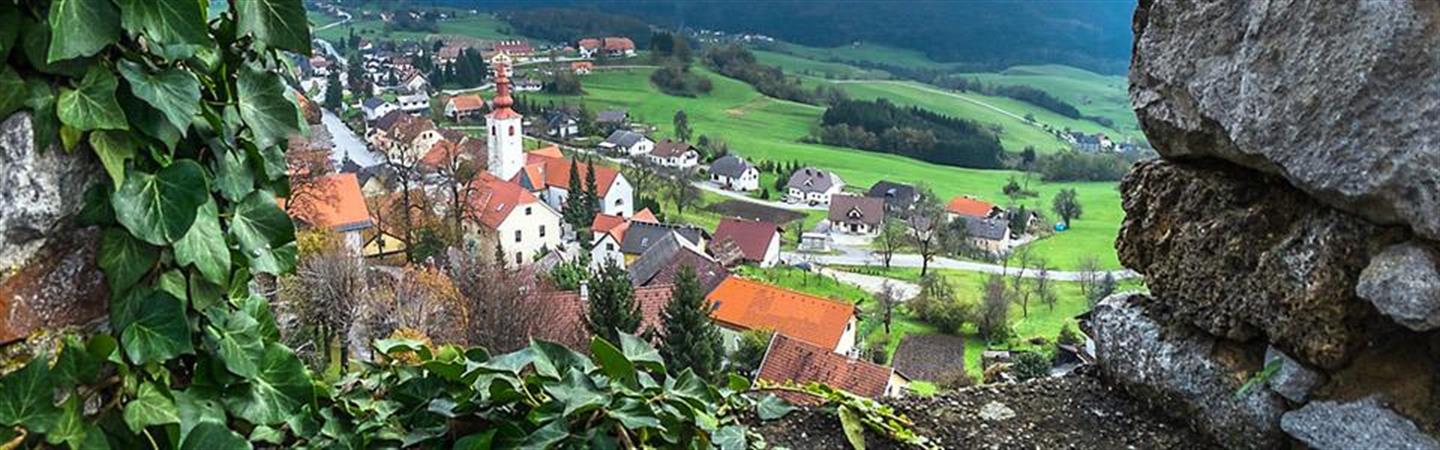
left=962, top=216, right=1010, bottom=241
left=603, top=130, right=647, bottom=148
left=828, top=194, right=885, bottom=226
left=627, top=232, right=682, bottom=286
left=866, top=180, right=918, bottom=210
left=787, top=167, right=841, bottom=193
left=620, top=222, right=706, bottom=255
left=710, top=155, right=754, bottom=178
left=362, top=97, right=385, bottom=109
left=596, top=109, right=628, bottom=123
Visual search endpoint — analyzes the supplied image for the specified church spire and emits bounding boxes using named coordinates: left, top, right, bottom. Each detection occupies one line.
left=489, top=53, right=519, bottom=119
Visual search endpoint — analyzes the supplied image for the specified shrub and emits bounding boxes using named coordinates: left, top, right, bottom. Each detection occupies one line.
left=935, top=369, right=975, bottom=390
left=1011, top=351, right=1053, bottom=381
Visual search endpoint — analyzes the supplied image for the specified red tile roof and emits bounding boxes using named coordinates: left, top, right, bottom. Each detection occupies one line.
left=578, top=38, right=601, bottom=50
left=706, top=277, right=856, bottom=350
left=592, top=213, right=630, bottom=242
left=604, top=37, right=635, bottom=51
left=712, top=218, right=779, bottom=263
left=449, top=95, right=485, bottom=112
left=516, top=149, right=621, bottom=197
left=419, top=137, right=486, bottom=170
left=531, top=284, right=675, bottom=350
left=757, top=334, right=895, bottom=403
left=284, top=173, right=373, bottom=232
left=946, top=196, right=998, bottom=218
left=632, top=208, right=659, bottom=224
left=466, top=172, right=547, bottom=229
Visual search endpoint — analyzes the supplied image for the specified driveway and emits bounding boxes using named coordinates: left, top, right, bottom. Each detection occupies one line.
left=819, top=268, right=920, bottom=301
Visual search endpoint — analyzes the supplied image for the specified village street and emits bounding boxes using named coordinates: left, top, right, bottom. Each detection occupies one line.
left=782, top=246, right=1137, bottom=281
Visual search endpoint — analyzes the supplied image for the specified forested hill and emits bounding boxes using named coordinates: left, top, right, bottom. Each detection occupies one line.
left=455, top=0, right=1136, bottom=74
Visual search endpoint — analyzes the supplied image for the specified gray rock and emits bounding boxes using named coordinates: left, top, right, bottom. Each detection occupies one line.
left=1281, top=396, right=1440, bottom=450
left=1131, top=0, right=1440, bottom=240
left=1091, top=293, right=1286, bottom=450
left=977, top=401, right=1015, bottom=422
left=1119, top=159, right=1405, bottom=369
left=0, top=112, right=100, bottom=270
left=1358, top=241, right=1440, bottom=331
left=1263, top=347, right=1324, bottom=404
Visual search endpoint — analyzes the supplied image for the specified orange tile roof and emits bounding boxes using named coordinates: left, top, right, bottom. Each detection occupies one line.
left=419, top=137, right=486, bottom=170
left=578, top=38, right=601, bottom=49
left=706, top=277, right=856, bottom=350
left=515, top=149, right=621, bottom=197
left=632, top=208, right=659, bottom=224
left=946, top=196, right=998, bottom=218
left=284, top=173, right=373, bottom=232
left=604, top=37, right=635, bottom=51
left=449, top=94, right=485, bottom=112
left=571, top=61, right=593, bottom=70
left=757, top=334, right=895, bottom=403
left=466, top=172, right=547, bottom=229
left=592, top=213, right=630, bottom=242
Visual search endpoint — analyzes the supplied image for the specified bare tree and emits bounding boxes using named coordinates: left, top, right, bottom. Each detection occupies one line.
left=875, top=281, right=900, bottom=336
left=1032, top=258, right=1057, bottom=312
left=620, top=158, right=663, bottom=195
left=1009, top=245, right=1033, bottom=318
left=356, top=265, right=470, bottom=348
left=274, top=233, right=363, bottom=369
left=434, top=139, right=485, bottom=234
left=872, top=219, right=906, bottom=270
left=1076, top=255, right=1102, bottom=300
left=446, top=247, right=582, bottom=353
left=666, top=170, right=702, bottom=216
left=907, top=210, right=947, bottom=278
left=977, top=274, right=1011, bottom=342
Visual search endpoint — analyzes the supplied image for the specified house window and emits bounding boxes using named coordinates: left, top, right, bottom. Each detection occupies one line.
left=614, top=198, right=623, bottom=206
left=539, top=225, right=546, bottom=237
left=508, top=126, right=515, bottom=136
left=525, top=206, right=532, bottom=215
left=606, top=243, right=615, bottom=251
left=515, top=252, right=523, bottom=265
left=490, top=126, right=496, bottom=136
left=514, top=230, right=522, bottom=242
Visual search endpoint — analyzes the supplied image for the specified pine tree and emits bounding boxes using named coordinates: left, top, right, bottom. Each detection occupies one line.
left=585, top=261, right=641, bottom=343
left=659, top=267, right=725, bottom=380
left=584, top=158, right=601, bottom=218
left=323, top=70, right=343, bottom=111
left=562, top=158, right=587, bottom=229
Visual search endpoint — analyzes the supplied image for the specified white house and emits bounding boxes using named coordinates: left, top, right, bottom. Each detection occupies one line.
left=599, top=130, right=653, bottom=156
left=786, top=167, right=845, bottom=205
left=708, top=155, right=759, bottom=191
left=464, top=173, right=563, bottom=266
left=397, top=93, right=429, bottom=114
left=366, top=111, right=443, bottom=163
left=589, top=232, right=625, bottom=270
left=826, top=194, right=884, bottom=236
left=648, top=139, right=700, bottom=169
left=403, top=72, right=429, bottom=93
left=361, top=98, right=399, bottom=122
left=516, top=147, right=635, bottom=218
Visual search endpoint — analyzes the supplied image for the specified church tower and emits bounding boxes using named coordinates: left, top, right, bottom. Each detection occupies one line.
left=486, top=54, right=524, bottom=180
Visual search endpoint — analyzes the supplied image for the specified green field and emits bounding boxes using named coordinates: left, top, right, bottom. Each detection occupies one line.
left=764, top=41, right=965, bottom=72
left=753, top=50, right=892, bottom=80
left=955, top=65, right=1141, bottom=140
left=314, top=12, right=525, bottom=44
left=500, top=67, right=1122, bottom=269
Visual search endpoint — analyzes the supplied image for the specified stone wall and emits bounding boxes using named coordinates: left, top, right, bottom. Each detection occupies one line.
left=1096, top=1, right=1440, bottom=448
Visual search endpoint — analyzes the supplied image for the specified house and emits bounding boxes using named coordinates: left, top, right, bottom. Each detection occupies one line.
left=757, top=334, right=909, bottom=404
left=959, top=215, right=1013, bottom=254
left=707, top=277, right=858, bottom=354
left=543, top=111, right=579, bottom=139
left=513, top=78, right=543, bottom=93
left=309, top=56, right=330, bottom=76
left=890, top=334, right=967, bottom=383
left=577, top=38, right=602, bottom=58
left=786, top=167, right=845, bottom=205
left=945, top=196, right=1004, bottom=221
left=397, top=93, right=429, bottom=114
left=361, top=98, right=399, bottom=122
left=463, top=173, right=563, bottom=266
left=445, top=94, right=486, bottom=122
left=590, top=232, right=625, bottom=270
left=435, top=45, right=465, bottom=64
left=283, top=173, right=373, bottom=254
left=403, top=72, right=429, bottom=93
left=571, top=61, right=593, bottom=75
left=648, top=139, right=700, bottom=169
left=602, top=37, right=636, bottom=57
left=866, top=180, right=919, bottom=212
left=620, top=221, right=708, bottom=260
left=628, top=234, right=730, bottom=294
left=599, top=130, right=653, bottom=156
left=708, top=155, right=759, bottom=191
left=712, top=218, right=781, bottom=267
left=366, top=111, right=442, bottom=162
left=826, top=194, right=884, bottom=235
left=799, top=232, right=832, bottom=253
left=491, top=40, right=534, bottom=57
left=596, top=109, right=628, bottom=129
left=514, top=146, right=635, bottom=217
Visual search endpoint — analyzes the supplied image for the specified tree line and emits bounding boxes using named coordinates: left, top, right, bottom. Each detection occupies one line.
left=702, top=45, right=849, bottom=106
left=812, top=98, right=1006, bottom=169
left=500, top=8, right=652, bottom=48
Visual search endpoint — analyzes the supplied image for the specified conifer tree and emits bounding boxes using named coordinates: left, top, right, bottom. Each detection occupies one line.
left=660, top=267, right=725, bottom=380
left=563, top=158, right=587, bottom=229
left=584, top=157, right=602, bottom=217
left=586, top=261, right=642, bottom=343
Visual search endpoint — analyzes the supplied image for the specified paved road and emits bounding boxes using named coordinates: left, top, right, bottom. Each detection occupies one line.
left=315, top=9, right=351, bottom=32
left=819, top=268, right=920, bottom=300
left=783, top=246, right=1137, bottom=281
left=693, top=182, right=823, bottom=212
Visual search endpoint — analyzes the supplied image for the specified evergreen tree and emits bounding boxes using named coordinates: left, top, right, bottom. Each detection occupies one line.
left=323, top=70, right=343, bottom=111
left=673, top=110, right=692, bottom=142
left=562, top=158, right=587, bottom=229
left=659, top=267, right=725, bottom=380
left=584, top=158, right=601, bottom=217
left=586, top=261, right=641, bottom=343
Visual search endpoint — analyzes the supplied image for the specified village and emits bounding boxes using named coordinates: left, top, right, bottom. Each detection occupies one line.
left=277, top=2, right=1129, bottom=402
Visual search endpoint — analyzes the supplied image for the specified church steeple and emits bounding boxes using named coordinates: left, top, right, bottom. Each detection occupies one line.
left=486, top=53, right=524, bottom=180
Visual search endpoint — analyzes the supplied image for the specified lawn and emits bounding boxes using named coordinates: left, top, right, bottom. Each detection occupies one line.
left=314, top=13, right=527, bottom=45
left=765, top=41, right=965, bottom=72
left=752, top=50, right=892, bottom=80
left=956, top=65, right=1142, bottom=141
left=500, top=67, right=1123, bottom=269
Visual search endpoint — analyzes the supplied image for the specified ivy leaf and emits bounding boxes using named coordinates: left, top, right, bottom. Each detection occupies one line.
left=24, top=79, right=59, bottom=152
left=204, top=308, right=264, bottom=378
left=114, top=0, right=208, bottom=47
left=838, top=405, right=867, bottom=450
left=46, top=395, right=87, bottom=450
left=542, top=368, right=608, bottom=418
left=57, top=66, right=127, bottom=131
left=0, top=66, right=24, bottom=119
left=174, top=199, right=231, bottom=285
left=714, top=425, right=747, bottom=450
left=214, top=148, right=254, bottom=202
left=0, top=358, right=60, bottom=433
left=47, top=0, right=121, bottom=62
left=607, top=398, right=662, bottom=431
left=224, top=343, right=314, bottom=425
left=112, top=160, right=207, bottom=245
left=530, top=340, right=593, bottom=380
left=189, top=276, right=223, bottom=312
left=98, top=227, right=159, bottom=294
left=235, top=0, right=311, bottom=53
left=517, top=420, right=568, bottom=450
left=157, top=269, right=189, bottom=305
left=229, top=191, right=296, bottom=274
left=120, top=290, right=195, bottom=364
left=117, top=85, right=181, bottom=149
left=589, top=337, right=636, bottom=385
left=248, top=425, right=284, bottom=445
left=236, top=64, right=299, bottom=149
left=123, top=382, right=180, bottom=433
left=755, top=394, right=796, bottom=421
left=619, top=332, right=664, bottom=373
left=89, top=130, right=136, bottom=187
left=117, top=60, right=201, bottom=134
left=454, top=430, right=496, bottom=450
left=181, top=422, right=251, bottom=450
left=53, top=335, right=102, bottom=389
left=175, top=388, right=226, bottom=445
left=21, top=17, right=88, bottom=77
left=0, top=7, right=18, bottom=62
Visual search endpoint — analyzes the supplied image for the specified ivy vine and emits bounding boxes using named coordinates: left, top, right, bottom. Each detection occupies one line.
left=0, top=1, right=934, bottom=449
